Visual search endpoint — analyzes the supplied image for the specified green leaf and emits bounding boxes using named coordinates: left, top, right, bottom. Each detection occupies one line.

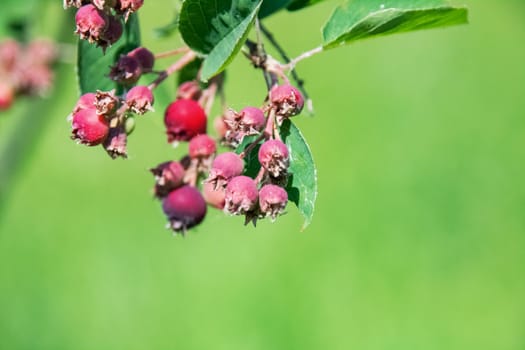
left=258, top=0, right=292, bottom=18
left=322, top=0, right=468, bottom=49
left=280, top=120, right=317, bottom=230
left=77, top=14, right=141, bottom=95
left=235, top=135, right=262, bottom=178
left=287, top=0, right=326, bottom=12
left=178, top=0, right=262, bottom=81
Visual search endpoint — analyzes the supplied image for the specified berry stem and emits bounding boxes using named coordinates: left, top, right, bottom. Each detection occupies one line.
left=283, top=46, right=323, bottom=71
left=154, top=47, right=190, bottom=59
left=148, top=51, right=196, bottom=90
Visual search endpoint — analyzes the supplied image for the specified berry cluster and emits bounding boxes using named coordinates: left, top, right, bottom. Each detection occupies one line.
left=66, top=0, right=144, bottom=50
left=151, top=82, right=304, bottom=234
left=0, top=38, right=58, bottom=111
left=68, top=81, right=154, bottom=158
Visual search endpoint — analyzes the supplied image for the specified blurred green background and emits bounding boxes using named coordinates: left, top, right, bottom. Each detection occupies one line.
left=1, top=1, right=524, bottom=349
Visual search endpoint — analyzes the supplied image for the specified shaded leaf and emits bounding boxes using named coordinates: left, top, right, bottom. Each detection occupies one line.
left=322, top=0, right=468, bottom=49
left=259, top=0, right=292, bottom=18
left=287, top=0, right=326, bottom=12
left=77, top=14, right=141, bottom=95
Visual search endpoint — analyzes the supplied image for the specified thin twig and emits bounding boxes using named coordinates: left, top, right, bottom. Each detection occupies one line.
left=148, top=51, right=196, bottom=90
left=154, top=47, right=190, bottom=59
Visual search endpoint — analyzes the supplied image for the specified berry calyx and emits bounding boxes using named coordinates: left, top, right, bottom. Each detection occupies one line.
left=224, top=176, right=259, bottom=215
left=71, top=108, right=110, bottom=146
left=259, top=184, right=288, bottom=221
left=258, top=139, right=290, bottom=178
left=164, top=99, right=207, bottom=142
left=206, top=152, right=244, bottom=189
left=125, top=85, right=154, bottom=115
left=162, top=185, right=207, bottom=234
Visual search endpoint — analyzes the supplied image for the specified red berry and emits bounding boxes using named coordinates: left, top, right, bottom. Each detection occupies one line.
left=73, top=93, right=97, bottom=113
left=126, top=85, right=154, bottom=115
left=128, top=47, right=155, bottom=71
left=0, top=82, right=15, bottom=111
left=224, top=176, right=259, bottom=215
left=71, top=108, right=110, bottom=146
left=206, top=152, right=244, bottom=189
left=258, top=139, right=290, bottom=177
left=189, top=134, right=217, bottom=159
left=270, top=84, right=304, bottom=118
left=259, top=184, right=288, bottom=221
left=162, top=185, right=207, bottom=233
left=202, top=182, right=225, bottom=210
left=164, top=99, right=207, bottom=142
left=150, top=161, right=185, bottom=198
left=75, top=4, right=109, bottom=44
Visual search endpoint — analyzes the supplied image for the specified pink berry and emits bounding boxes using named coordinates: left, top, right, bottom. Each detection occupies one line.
left=176, top=81, right=202, bottom=101
left=206, top=152, right=244, bottom=189
left=71, top=108, right=110, bottom=146
left=128, top=47, right=155, bottom=71
left=150, top=161, right=185, bottom=198
left=0, top=82, right=14, bottom=111
left=126, top=85, right=154, bottom=115
left=164, top=99, right=207, bottom=142
left=224, top=176, right=259, bottom=215
left=162, top=185, right=207, bottom=233
left=258, top=139, right=290, bottom=177
left=270, top=84, right=304, bottom=118
left=92, top=0, right=117, bottom=10
left=202, top=182, right=225, bottom=210
left=26, top=39, right=58, bottom=66
left=0, top=39, right=20, bottom=70
left=189, top=134, right=217, bottom=159
left=75, top=4, right=109, bottom=44
left=239, top=107, right=265, bottom=131
left=73, top=93, right=97, bottom=113
left=214, top=116, right=228, bottom=139
left=109, top=55, right=142, bottom=85
left=259, top=184, right=288, bottom=221
left=117, top=0, right=144, bottom=21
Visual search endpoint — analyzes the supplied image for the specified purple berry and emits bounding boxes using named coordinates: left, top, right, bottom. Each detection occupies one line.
left=258, top=139, right=290, bottom=178
left=109, top=55, right=142, bottom=86
left=128, top=47, right=155, bottom=71
left=162, top=185, right=207, bottom=234
left=259, top=184, right=288, bottom=221
left=224, top=176, right=258, bottom=215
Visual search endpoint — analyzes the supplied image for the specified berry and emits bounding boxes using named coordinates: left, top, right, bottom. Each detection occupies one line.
left=103, top=15, right=123, bottom=46
left=203, top=182, right=226, bottom=210
left=270, top=84, right=304, bottom=119
left=164, top=99, right=207, bottom=142
left=214, top=116, right=228, bottom=139
left=162, top=185, right=207, bottom=233
left=71, top=108, right=110, bottom=146
left=258, top=139, right=290, bottom=178
left=109, top=55, right=142, bottom=85
left=224, top=176, right=259, bottom=215
left=189, top=134, right=217, bottom=159
left=117, top=0, right=144, bottom=21
left=103, top=124, right=128, bottom=159
left=92, top=0, right=117, bottom=11
left=75, top=4, right=109, bottom=44
left=206, top=152, right=244, bottom=189
left=0, top=39, right=20, bottom=70
left=126, top=85, right=154, bottom=115
left=128, top=47, right=155, bottom=71
left=259, top=184, right=288, bottom=221
left=224, top=106, right=266, bottom=146
left=26, top=39, right=58, bottom=66
left=0, top=82, right=14, bottom=111
left=150, top=161, right=185, bottom=198
left=73, top=92, right=97, bottom=113
left=176, top=81, right=202, bottom=101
